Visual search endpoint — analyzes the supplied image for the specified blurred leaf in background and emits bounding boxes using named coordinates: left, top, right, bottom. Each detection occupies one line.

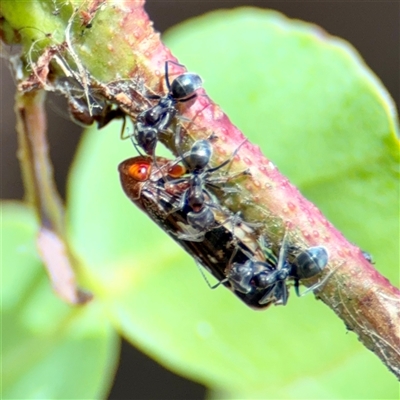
left=2, top=202, right=119, bottom=399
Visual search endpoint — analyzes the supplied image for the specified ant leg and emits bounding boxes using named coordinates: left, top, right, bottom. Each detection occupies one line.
left=259, top=283, right=280, bottom=305
left=119, top=115, right=128, bottom=140
left=146, top=94, right=162, bottom=100
left=296, top=280, right=324, bottom=298
left=206, top=139, right=248, bottom=174
left=225, top=238, right=251, bottom=273
left=176, top=230, right=206, bottom=242
left=274, top=283, right=289, bottom=306
left=211, top=278, right=228, bottom=289
left=121, top=120, right=146, bottom=157
left=174, top=125, right=192, bottom=170
left=126, top=130, right=146, bottom=157
left=179, top=102, right=212, bottom=132
left=276, top=231, right=290, bottom=272
left=296, top=266, right=337, bottom=297
left=294, top=279, right=301, bottom=297
left=166, top=60, right=186, bottom=69
left=206, top=168, right=250, bottom=189
left=164, top=188, right=193, bottom=218
left=156, top=107, right=177, bottom=132
left=194, top=260, right=227, bottom=289
left=218, top=211, right=259, bottom=261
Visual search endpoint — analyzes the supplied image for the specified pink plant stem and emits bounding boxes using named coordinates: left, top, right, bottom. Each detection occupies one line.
left=104, top=0, right=400, bottom=377
left=113, top=2, right=400, bottom=376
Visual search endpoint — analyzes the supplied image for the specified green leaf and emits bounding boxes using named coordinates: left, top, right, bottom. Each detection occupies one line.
left=0, top=0, right=135, bottom=80
left=1, top=202, right=42, bottom=311
left=0, top=0, right=70, bottom=46
left=1, top=202, right=119, bottom=399
left=165, top=8, right=399, bottom=285
left=67, top=8, right=399, bottom=399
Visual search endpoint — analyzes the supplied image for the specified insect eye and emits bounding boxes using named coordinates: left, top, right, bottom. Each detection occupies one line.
left=128, top=162, right=151, bottom=181
left=167, top=164, right=186, bottom=178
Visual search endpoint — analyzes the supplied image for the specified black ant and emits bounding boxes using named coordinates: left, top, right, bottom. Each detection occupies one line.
left=133, top=61, right=203, bottom=156
left=164, top=131, right=248, bottom=241
left=225, top=233, right=329, bottom=306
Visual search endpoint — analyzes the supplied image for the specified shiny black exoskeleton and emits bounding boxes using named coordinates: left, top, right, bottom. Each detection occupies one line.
left=179, top=139, right=218, bottom=237
left=134, top=61, right=203, bottom=155
left=119, top=156, right=329, bottom=309
left=226, top=235, right=329, bottom=306
left=171, top=137, right=246, bottom=241
left=119, top=155, right=266, bottom=309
